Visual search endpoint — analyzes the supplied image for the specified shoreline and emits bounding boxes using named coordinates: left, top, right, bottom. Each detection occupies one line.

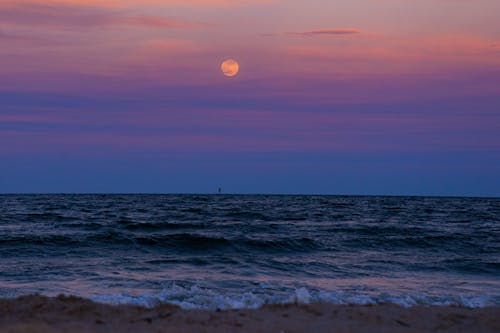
left=1, top=295, right=499, bottom=332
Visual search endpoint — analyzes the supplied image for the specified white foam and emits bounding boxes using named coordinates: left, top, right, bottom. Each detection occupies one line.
left=293, top=287, right=311, bottom=304
left=90, top=284, right=500, bottom=310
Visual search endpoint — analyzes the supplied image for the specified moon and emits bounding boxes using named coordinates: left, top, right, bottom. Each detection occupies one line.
left=221, top=59, right=239, bottom=77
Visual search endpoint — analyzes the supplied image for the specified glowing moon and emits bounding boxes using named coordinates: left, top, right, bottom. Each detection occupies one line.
left=221, top=59, right=239, bottom=77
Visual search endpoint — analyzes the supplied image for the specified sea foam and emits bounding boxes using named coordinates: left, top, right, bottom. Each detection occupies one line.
left=90, top=284, right=500, bottom=310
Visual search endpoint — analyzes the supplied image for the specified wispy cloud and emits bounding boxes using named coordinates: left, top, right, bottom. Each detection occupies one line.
left=9, top=0, right=272, bottom=8
left=0, top=28, right=65, bottom=46
left=288, top=28, right=361, bottom=37
left=112, top=15, right=207, bottom=28
left=0, top=2, right=205, bottom=29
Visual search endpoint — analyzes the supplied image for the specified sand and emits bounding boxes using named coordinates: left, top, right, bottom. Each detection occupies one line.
left=0, top=295, right=499, bottom=333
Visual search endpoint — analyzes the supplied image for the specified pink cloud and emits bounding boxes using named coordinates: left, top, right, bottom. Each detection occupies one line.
left=0, top=2, right=205, bottom=29
left=9, top=0, right=264, bottom=7
left=283, top=34, right=500, bottom=78
left=288, top=28, right=361, bottom=37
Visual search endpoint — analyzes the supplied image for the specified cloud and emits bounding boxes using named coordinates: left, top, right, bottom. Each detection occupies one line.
left=0, top=2, right=205, bottom=29
left=288, top=28, right=361, bottom=37
left=113, top=15, right=207, bottom=28
left=8, top=0, right=272, bottom=8
left=0, top=28, right=64, bottom=45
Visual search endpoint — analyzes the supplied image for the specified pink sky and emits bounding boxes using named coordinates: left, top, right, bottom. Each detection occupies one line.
left=0, top=0, right=499, bottom=194
left=2, top=0, right=499, bottom=84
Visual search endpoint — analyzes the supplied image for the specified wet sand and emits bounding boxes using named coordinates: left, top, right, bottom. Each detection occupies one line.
left=0, top=295, right=499, bottom=332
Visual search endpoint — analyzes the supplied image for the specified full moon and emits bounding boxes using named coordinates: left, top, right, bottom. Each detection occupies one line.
left=221, top=59, right=239, bottom=77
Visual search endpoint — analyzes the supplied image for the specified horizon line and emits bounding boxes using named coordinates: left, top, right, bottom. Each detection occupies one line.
left=0, top=192, right=498, bottom=199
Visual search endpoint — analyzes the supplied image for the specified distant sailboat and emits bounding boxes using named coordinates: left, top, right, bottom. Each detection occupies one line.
left=218, top=187, right=222, bottom=194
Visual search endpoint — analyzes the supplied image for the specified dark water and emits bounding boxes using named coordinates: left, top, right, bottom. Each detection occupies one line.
left=0, top=194, right=499, bottom=309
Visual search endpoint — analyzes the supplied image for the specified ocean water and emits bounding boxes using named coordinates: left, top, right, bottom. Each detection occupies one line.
left=0, top=194, right=499, bottom=309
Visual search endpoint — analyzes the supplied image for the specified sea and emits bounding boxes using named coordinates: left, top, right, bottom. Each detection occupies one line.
left=0, top=194, right=499, bottom=310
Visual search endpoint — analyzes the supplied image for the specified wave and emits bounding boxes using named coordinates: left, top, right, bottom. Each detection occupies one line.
left=132, top=234, right=320, bottom=253
left=244, top=237, right=319, bottom=251
left=0, top=235, right=80, bottom=246
left=135, top=234, right=232, bottom=249
left=0, top=232, right=320, bottom=253
left=119, top=221, right=209, bottom=231
left=90, top=285, right=500, bottom=310
left=339, top=233, right=479, bottom=251
left=223, top=211, right=271, bottom=221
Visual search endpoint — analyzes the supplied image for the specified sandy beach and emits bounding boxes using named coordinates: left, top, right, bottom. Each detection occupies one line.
left=0, top=295, right=498, bottom=333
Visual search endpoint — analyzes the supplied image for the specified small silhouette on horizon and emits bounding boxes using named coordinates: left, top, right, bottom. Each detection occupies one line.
left=218, top=187, right=222, bottom=194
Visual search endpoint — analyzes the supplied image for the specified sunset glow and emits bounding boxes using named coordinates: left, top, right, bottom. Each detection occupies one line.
left=1, top=0, right=499, bottom=195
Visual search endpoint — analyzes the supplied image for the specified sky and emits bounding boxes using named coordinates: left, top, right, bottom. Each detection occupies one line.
left=0, top=0, right=499, bottom=196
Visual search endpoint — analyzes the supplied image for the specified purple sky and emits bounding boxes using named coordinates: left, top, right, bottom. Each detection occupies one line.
left=1, top=0, right=499, bottom=195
